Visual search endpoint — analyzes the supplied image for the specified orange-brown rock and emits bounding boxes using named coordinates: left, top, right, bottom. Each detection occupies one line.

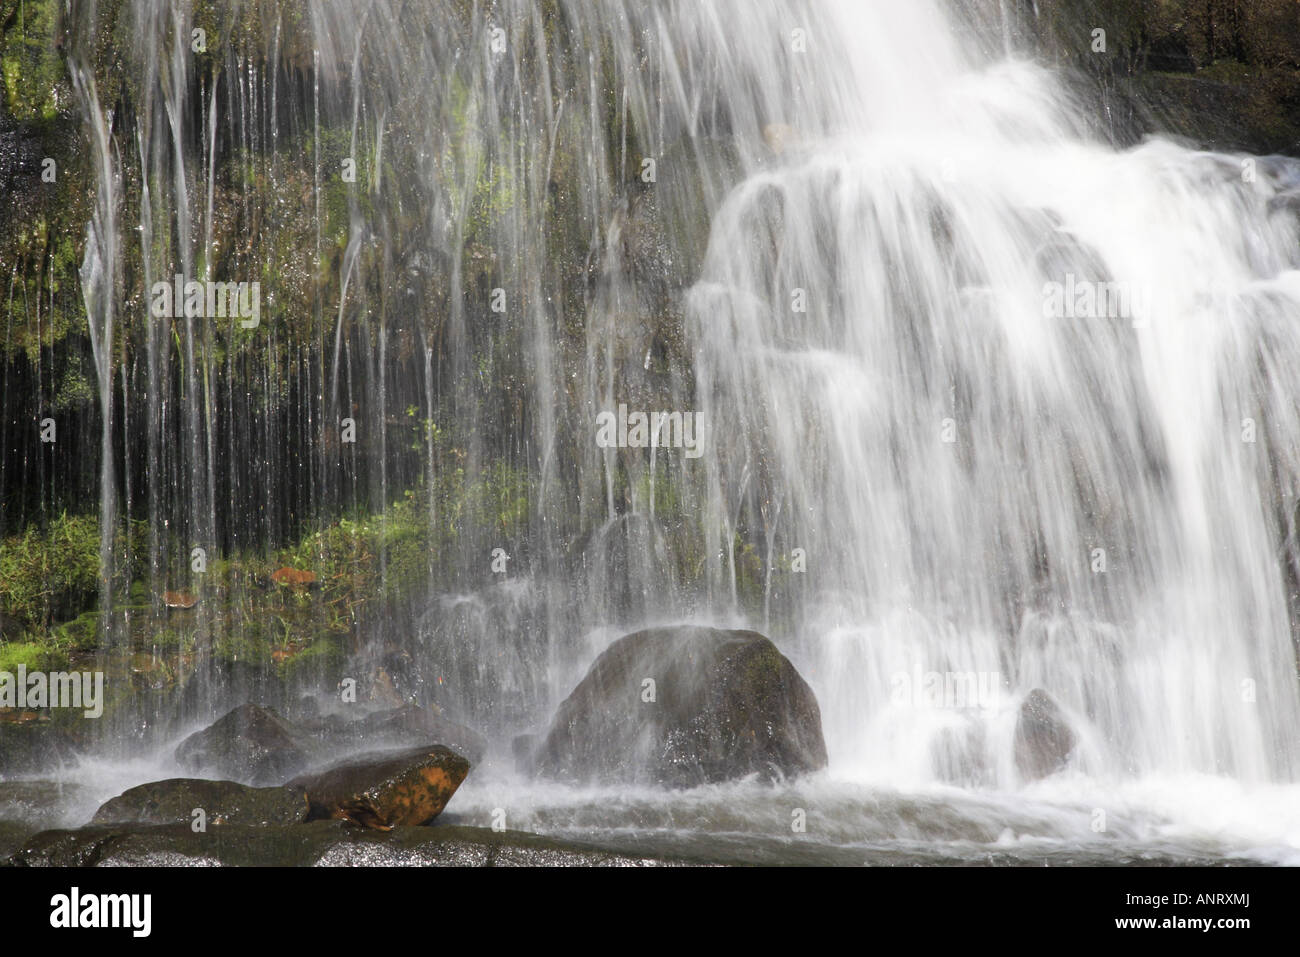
left=289, top=746, right=471, bottom=830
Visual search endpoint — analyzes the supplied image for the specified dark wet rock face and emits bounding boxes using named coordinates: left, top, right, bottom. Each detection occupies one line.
left=532, top=626, right=828, bottom=788
left=288, top=745, right=471, bottom=830
left=981, top=0, right=1300, bottom=156
left=1014, top=689, right=1077, bottom=780
left=174, top=704, right=313, bottom=786
left=511, top=733, right=537, bottom=774
left=91, top=779, right=310, bottom=827
left=0, top=608, right=26, bottom=641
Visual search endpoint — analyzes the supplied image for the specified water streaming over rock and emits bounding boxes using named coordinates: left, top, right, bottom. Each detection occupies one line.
left=7, top=0, right=1300, bottom=860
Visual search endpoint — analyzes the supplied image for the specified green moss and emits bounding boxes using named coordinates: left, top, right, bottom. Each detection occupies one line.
left=313, top=126, right=371, bottom=248
left=212, top=630, right=274, bottom=666
left=51, top=350, right=97, bottom=411
left=0, top=0, right=65, bottom=121
left=53, top=453, right=523, bottom=694
left=0, top=640, right=68, bottom=672
left=147, top=624, right=198, bottom=655
left=52, top=610, right=101, bottom=652
left=465, top=157, right=517, bottom=247
left=741, top=643, right=782, bottom=688
left=278, top=631, right=347, bottom=681
left=0, top=164, right=93, bottom=360
left=0, top=1, right=91, bottom=360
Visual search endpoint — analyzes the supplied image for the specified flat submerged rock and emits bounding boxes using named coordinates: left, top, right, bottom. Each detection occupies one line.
left=91, top=778, right=310, bottom=827
left=4, top=821, right=688, bottom=867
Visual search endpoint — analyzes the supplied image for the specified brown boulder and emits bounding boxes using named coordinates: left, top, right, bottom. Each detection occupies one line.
left=289, top=746, right=470, bottom=830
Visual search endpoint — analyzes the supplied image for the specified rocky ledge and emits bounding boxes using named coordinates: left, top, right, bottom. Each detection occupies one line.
left=3, top=821, right=689, bottom=867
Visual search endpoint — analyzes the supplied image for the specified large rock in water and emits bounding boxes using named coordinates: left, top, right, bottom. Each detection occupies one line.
left=288, top=746, right=470, bottom=830
left=533, top=626, right=828, bottom=787
left=174, top=704, right=312, bottom=785
left=91, top=779, right=309, bottom=827
left=1014, top=689, right=1076, bottom=780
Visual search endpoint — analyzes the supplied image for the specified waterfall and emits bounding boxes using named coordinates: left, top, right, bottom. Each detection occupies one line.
left=8, top=0, right=1300, bottom=858
left=686, top=4, right=1300, bottom=786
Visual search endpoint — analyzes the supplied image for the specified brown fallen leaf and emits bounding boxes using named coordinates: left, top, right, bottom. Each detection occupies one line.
left=163, top=590, right=197, bottom=609
left=270, top=567, right=318, bottom=586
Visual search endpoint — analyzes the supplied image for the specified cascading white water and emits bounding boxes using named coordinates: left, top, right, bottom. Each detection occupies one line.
left=689, top=0, right=1300, bottom=789
left=440, top=0, right=1300, bottom=861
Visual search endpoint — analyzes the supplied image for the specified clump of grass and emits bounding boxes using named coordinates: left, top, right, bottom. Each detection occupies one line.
left=0, top=640, right=69, bottom=673
left=0, top=512, right=101, bottom=628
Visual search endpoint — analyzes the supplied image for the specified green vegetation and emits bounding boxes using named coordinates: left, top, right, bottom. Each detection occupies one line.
left=0, top=433, right=534, bottom=684
left=0, top=512, right=101, bottom=628
left=0, top=0, right=722, bottom=695
left=0, top=640, right=67, bottom=673
left=0, top=0, right=64, bottom=121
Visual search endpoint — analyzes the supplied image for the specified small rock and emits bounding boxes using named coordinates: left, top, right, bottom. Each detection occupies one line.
left=163, top=590, right=197, bottom=609
left=367, top=668, right=405, bottom=709
left=762, top=123, right=801, bottom=155
left=174, top=704, right=312, bottom=785
left=1014, top=689, right=1076, bottom=780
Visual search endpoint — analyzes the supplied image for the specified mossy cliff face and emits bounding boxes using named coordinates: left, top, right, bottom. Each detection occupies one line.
left=1, top=0, right=715, bottom=523
left=1, top=1, right=93, bottom=368
left=1, top=0, right=735, bottom=703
